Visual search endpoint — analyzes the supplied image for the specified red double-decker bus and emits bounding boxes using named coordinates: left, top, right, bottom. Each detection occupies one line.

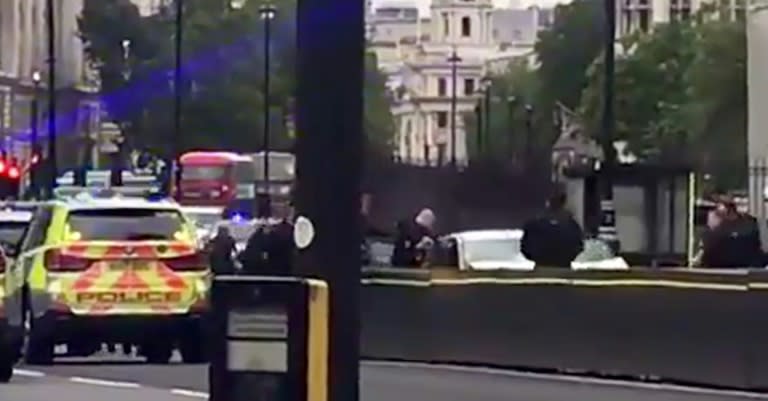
left=177, top=151, right=256, bottom=212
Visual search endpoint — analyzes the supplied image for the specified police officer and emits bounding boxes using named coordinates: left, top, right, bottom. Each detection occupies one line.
left=265, top=204, right=295, bottom=274
left=209, top=225, right=237, bottom=275
left=521, top=189, right=584, bottom=268
left=701, top=198, right=764, bottom=268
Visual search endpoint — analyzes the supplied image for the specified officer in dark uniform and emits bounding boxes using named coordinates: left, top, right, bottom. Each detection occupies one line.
left=521, top=190, right=584, bottom=268
left=265, top=205, right=295, bottom=274
left=208, top=225, right=237, bottom=275
left=701, top=198, right=764, bottom=268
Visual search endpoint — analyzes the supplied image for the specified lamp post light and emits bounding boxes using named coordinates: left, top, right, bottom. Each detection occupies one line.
left=448, top=49, right=461, bottom=168
left=259, top=4, right=277, bottom=218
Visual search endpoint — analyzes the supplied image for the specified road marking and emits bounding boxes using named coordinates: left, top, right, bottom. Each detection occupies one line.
left=364, top=361, right=768, bottom=399
left=12, top=369, right=46, bottom=378
left=69, top=376, right=141, bottom=389
left=170, top=389, right=209, bottom=398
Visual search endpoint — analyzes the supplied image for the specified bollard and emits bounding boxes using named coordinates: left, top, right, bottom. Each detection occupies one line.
left=209, top=276, right=328, bottom=401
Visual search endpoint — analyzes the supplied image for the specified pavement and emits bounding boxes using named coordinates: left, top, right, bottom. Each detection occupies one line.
left=3, top=356, right=768, bottom=401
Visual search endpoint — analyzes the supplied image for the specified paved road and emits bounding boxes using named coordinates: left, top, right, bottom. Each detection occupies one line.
left=5, top=357, right=768, bottom=401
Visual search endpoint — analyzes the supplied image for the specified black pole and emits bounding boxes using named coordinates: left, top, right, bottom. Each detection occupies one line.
left=46, top=0, right=56, bottom=198
left=449, top=50, right=459, bottom=167
left=524, top=104, right=533, bottom=168
left=599, top=0, right=619, bottom=251
left=30, top=81, right=40, bottom=199
left=474, top=104, right=482, bottom=159
left=261, top=6, right=275, bottom=217
left=172, top=0, right=184, bottom=194
left=30, top=84, right=39, bottom=156
left=295, top=0, right=363, bottom=396
left=483, top=89, right=491, bottom=151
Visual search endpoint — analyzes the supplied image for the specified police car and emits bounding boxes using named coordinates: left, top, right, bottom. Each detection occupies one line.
left=4, top=191, right=210, bottom=365
left=0, top=203, right=39, bottom=382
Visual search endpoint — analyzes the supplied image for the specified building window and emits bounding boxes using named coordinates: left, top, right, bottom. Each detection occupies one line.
left=464, top=79, right=475, bottom=95
left=461, top=17, right=471, bottom=37
left=437, top=112, right=448, bottom=128
left=438, top=78, right=447, bottom=96
left=442, top=13, right=450, bottom=36
left=638, top=9, right=650, bottom=32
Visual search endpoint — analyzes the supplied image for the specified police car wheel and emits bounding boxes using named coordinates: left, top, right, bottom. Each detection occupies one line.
left=25, top=325, right=54, bottom=366
left=0, top=358, right=12, bottom=383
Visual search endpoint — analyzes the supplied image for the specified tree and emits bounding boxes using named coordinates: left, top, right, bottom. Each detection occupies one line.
left=79, top=0, right=394, bottom=158
left=683, top=18, right=746, bottom=188
left=579, top=22, right=697, bottom=159
left=535, top=0, right=604, bottom=111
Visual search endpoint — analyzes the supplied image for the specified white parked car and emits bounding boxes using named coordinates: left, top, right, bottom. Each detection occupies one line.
left=434, top=229, right=628, bottom=271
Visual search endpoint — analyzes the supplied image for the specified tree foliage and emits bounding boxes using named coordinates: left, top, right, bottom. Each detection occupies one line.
left=578, top=16, right=746, bottom=187
left=535, top=0, right=604, bottom=110
left=79, top=0, right=393, bottom=157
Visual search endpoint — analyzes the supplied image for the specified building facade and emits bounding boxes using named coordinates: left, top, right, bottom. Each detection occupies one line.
left=0, top=0, right=100, bottom=165
left=618, top=0, right=747, bottom=35
left=370, top=0, right=552, bottom=166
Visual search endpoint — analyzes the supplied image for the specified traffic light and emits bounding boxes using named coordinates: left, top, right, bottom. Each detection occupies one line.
left=0, top=155, right=20, bottom=200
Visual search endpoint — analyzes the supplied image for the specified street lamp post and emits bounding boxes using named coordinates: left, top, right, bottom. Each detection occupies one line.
left=474, top=104, right=482, bottom=160
left=524, top=104, right=533, bottom=169
left=46, top=0, right=57, bottom=198
left=110, top=39, right=132, bottom=187
left=30, top=71, right=42, bottom=200
left=448, top=49, right=461, bottom=167
left=259, top=4, right=277, bottom=218
left=172, top=0, right=184, bottom=196
left=30, top=71, right=41, bottom=157
left=599, top=0, right=619, bottom=251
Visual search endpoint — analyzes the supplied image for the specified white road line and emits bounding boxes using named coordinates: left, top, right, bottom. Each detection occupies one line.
left=170, top=389, right=209, bottom=398
left=69, top=376, right=142, bottom=389
left=364, top=361, right=768, bottom=399
left=12, top=369, right=46, bottom=378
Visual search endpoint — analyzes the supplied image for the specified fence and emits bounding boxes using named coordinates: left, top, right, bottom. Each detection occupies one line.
left=359, top=267, right=768, bottom=390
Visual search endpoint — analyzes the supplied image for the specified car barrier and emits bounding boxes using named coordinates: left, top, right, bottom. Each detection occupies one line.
left=359, top=267, right=768, bottom=390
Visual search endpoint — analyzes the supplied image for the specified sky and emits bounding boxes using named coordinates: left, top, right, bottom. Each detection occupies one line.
left=371, top=0, right=570, bottom=16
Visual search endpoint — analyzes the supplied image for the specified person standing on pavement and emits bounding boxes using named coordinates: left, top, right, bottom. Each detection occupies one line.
left=701, top=198, right=764, bottom=268
left=266, top=204, right=296, bottom=273
left=208, top=225, right=237, bottom=275
left=521, top=190, right=584, bottom=268
left=412, top=208, right=437, bottom=267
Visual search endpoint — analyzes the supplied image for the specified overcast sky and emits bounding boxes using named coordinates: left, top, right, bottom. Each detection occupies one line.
left=371, top=0, right=570, bottom=15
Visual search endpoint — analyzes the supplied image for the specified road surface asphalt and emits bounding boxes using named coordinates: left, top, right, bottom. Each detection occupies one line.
left=2, top=356, right=768, bottom=401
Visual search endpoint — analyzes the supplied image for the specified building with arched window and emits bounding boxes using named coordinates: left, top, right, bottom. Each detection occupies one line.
left=371, top=0, right=553, bottom=166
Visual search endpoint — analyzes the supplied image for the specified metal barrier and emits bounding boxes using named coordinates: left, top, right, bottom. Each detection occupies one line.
left=209, top=276, right=329, bottom=401
left=360, top=267, right=768, bottom=390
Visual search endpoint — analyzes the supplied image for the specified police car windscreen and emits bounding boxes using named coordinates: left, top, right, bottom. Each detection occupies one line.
left=0, top=222, right=29, bottom=247
left=182, top=166, right=227, bottom=180
left=67, top=208, right=185, bottom=241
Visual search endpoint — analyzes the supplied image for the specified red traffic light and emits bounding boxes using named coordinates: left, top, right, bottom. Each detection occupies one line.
left=0, top=160, right=6, bottom=174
